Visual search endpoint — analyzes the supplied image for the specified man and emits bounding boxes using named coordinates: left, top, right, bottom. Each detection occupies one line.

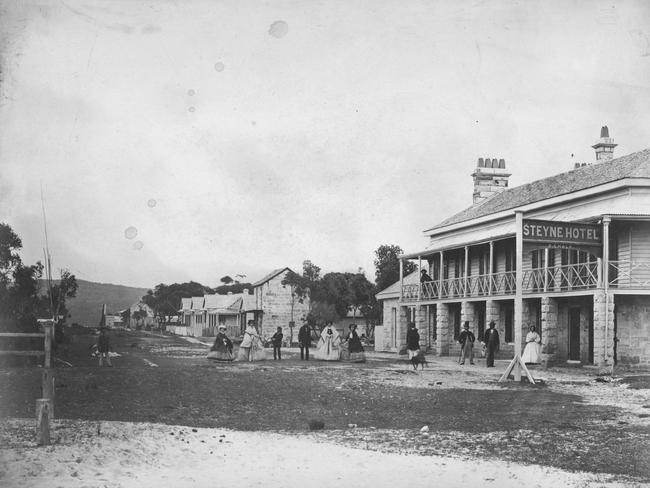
left=298, top=322, right=311, bottom=360
left=457, top=321, right=475, bottom=365
left=405, top=322, right=420, bottom=359
left=97, top=327, right=112, bottom=367
left=483, top=320, right=500, bottom=368
left=420, top=269, right=433, bottom=283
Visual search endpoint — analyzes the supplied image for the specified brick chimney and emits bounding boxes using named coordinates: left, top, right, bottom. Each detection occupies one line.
left=592, top=126, right=617, bottom=162
left=471, top=157, right=511, bottom=205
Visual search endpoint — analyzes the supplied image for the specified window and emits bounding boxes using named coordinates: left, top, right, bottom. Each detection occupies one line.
left=218, top=315, right=227, bottom=325
left=428, top=305, right=437, bottom=343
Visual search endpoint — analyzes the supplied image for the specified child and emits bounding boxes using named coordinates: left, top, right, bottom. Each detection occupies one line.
left=97, top=327, right=112, bottom=367
left=271, top=326, right=283, bottom=360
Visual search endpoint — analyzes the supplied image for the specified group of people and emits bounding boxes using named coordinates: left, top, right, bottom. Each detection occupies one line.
left=405, top=320, right=541, bottom=368
left=207, top=320, right=366, bottom=363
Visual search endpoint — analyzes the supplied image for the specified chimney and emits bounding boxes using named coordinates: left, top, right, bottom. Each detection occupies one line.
left=592, top=126, right=617, bottom=162
left=471, top=157, right=511, bottom=205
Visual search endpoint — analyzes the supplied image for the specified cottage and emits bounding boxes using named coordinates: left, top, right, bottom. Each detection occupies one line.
left=247, top=268, right=310, bottom=342
left=388, top=127, right=650, bottom=368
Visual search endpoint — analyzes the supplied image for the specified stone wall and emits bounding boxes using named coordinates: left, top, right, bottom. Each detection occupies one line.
left=435, top=304, right=450, bottom=355
left=541, top=297, right=559, bottom=363
left=614, top=295, right=650, bottom=368
left=257, top=271, right=310, bottom=342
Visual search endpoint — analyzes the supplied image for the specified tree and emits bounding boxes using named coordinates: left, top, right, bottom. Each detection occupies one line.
left=0, top=223, right=22, bottom=283
left=220, top=275, right=234, bottom=285
left=374, top=244, right=417, bottom=292
left=142, top=281, right=213, bottom=324
left=347, top=272, right=375, bottom=319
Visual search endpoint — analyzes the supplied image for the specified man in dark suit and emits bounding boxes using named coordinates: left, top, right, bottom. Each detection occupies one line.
left=298, top=322, right=311, bottom=360
left=483, top=320, right=500, bottom=367
left=457, top=321, right=475, bottom=365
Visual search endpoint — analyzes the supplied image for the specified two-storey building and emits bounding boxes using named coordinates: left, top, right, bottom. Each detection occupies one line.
left=388, top=128, right=650, bottom=368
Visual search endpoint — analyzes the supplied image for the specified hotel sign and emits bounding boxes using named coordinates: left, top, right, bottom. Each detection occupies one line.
left=522, top=219, right=602, bottom=246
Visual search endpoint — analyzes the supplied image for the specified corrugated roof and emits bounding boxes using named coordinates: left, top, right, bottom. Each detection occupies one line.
left=252, top=267, right=291, bottom=287
left=376, top=271, right=419, bottom=299
left=180, top=298, right=192, bottom=310
left=241, top=293, right=259, bottom=311
left=429, top=148, right=650, bottom=232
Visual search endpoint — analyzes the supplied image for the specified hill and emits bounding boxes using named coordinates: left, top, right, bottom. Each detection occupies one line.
left=42, top=279, right=149, bottom=326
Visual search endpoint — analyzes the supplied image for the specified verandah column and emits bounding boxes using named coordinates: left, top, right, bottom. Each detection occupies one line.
left=540, top=296, right=558, bottom=364
left=415, top=305, right=427, bottom=350
left=593, top=292, right=615, bottom=366
left=435, top=304, right=450, bottom=355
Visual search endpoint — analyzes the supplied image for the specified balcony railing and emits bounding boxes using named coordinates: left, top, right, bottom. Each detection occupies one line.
left=609, top=260, right=650, bottom=288
left=402, top=262, right=602, bottom=301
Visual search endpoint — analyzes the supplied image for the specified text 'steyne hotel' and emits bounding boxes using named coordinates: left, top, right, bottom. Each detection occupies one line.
left=376, top=127, right=650, bottom=368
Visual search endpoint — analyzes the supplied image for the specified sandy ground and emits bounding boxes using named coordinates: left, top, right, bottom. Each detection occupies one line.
left=1, top=419, right=646, bottom=488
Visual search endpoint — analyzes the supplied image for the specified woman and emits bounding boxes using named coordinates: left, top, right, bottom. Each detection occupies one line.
left=237, top=320, right=266, bottom=361
left=343, top=324, right=366, bottom=363
left=521, top=325, right=541, bottom=364
left=406, top=322, right=420, bottom=360
left=315, top=322, right=341, bottom=361
left=207, top=325, right=234, bottom=361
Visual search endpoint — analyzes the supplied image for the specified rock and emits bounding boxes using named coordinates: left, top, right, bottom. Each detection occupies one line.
left=420, top=425, right=429, bottom=433
left=308, top=420, right=325, bottom=431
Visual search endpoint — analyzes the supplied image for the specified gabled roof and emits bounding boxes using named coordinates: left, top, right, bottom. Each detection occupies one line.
left=204, top=294, right=241, bottom=311
left=252, top=267, right=291, bottom=287
left=180, top=298, right=192, bottom=311
left=241, top=293, right=258, bottom=311
left=429, top=148, right=650, bottom=232
left=376, top=271, right=419, bottom=300
left=190, top=296, right=204, bottom=310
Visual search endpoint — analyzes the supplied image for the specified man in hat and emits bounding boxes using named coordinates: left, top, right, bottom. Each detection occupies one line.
left=298, top=321, right=311, bottom=360
left=406, top=322, right=420, bottom=359
left=483, top=320, right=500, bottom=367
left=457, top=321, right=475, bottom=365
left=97, top=327, right=112, bottom=367
left=420, top=269, right=433, bottom=283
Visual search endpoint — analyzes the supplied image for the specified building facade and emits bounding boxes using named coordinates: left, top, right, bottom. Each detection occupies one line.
left=387, top=128, right=650, bottom=368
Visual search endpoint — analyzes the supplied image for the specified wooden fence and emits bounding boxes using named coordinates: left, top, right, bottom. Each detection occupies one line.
left=0, top=322, right=54, bottom=444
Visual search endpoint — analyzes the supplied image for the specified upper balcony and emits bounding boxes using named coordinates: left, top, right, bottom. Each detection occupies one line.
left=401, top=260, right=650, bottom=302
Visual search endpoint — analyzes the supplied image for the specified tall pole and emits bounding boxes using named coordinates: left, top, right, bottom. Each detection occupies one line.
left=514, top=211, right=524, bottom=381
left=399, top=258, right=404, bottom=302
left=602, top=216, right=611, bottom=364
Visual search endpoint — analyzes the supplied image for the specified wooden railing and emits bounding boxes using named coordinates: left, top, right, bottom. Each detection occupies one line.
left=609, top=260, right=650, bottom=288
left=402, top=263, right=603, bottom=301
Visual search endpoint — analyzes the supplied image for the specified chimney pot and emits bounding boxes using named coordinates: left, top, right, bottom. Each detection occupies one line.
left=574, top=163, right=581, bottom=169
left=498, top=158, right=505, bottom=168
left=491, top=158, right=498, bottom=168
left=600, top=126, right=609, bottom=138
left=485, top=156, right=491, bottom=167
left=478, top=157, right=484, bottom=167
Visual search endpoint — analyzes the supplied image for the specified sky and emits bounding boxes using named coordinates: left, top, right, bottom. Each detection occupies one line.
left=1, top=0, right=649, bottom=289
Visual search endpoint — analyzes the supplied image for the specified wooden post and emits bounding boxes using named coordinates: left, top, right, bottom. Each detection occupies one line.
left=418, top=256, right=422, bottom=300
left=43, top=321, right=53, bottom=368
left=514, top=211, right=523, bottom=381
left=489, top=241, right=494, bottom=295
left=36, top=398, right=52, bottom=445
left=42, top=369, right=55, bottom=418
left=464, top=246, right=469, bottom=297
left=439, top=251, right=444, bottom=299
left=602, top=216, right=611, bottom=364
left=543, top=247, right=549, bottom=292
left=399, top=259, right=404, bottom=301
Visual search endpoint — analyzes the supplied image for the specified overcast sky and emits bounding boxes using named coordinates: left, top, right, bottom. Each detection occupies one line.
left=1, top=0, right=649, bottom=289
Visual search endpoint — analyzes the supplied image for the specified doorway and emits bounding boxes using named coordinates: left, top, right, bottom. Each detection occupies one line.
left=569, top=307, right=581, bottom=360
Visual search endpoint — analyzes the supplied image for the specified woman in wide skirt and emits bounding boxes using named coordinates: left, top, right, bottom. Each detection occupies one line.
left=315, top=322, right=341, bottom=361
left=207, top=325, right=234, bottom=361
left=343, top=324, right=366, bottom=363
left=521, top=325, right=541, bottom=364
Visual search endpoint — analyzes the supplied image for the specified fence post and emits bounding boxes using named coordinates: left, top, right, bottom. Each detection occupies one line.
left=42, top=369, right=55, bottom=418
left=36, top=398, right=52, bottom=445
left=43, top=322, right=53, bottom=368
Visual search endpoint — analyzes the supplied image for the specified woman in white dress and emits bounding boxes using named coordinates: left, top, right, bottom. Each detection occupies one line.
left=315, top=322, right=341, bottom=361
left=521, top=325, right=541, bottom=364
left=237, top=321, right=266, bottom=361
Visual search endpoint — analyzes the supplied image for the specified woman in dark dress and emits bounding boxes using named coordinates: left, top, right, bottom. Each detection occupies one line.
left=406, top=322, right=420, bottom=359
left=343, top=324, right=366, bottom=363
left=207, top=325, right=234, bottom=361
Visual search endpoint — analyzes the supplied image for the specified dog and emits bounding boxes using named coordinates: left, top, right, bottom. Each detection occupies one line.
left=410, top=350, right=428, bottom=370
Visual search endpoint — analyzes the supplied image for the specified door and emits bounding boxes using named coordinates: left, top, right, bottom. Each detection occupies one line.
left=476, top=302, right=486, bottom=342
left=569, top=308, right=581, bottom=360
left=428, top=305, right=437, bottom=345
left=391, top=307, right=397, bottom=348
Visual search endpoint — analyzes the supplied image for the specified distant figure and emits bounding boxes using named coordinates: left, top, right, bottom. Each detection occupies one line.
left=406, top=322, right=420, bottom=359
left=207, top=325, right=233, bottom=361
left=522, top=325, right=542, bottom=364
left=343, top=324, right=365, bottom=363
left=271, top=326, right=284, bottom=360
left=483, top=320, right=500, bottom=368
left=420, top=269, right=433, bottom=283
left=315, top=322, right=341, bottom=361
left=457, top=321, right=475, bottom=365
left=298, top=322, right=312, bottom=360
left=97, top=327, right=112, bottom=367
left=238, top=321, right=265, bottom=361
